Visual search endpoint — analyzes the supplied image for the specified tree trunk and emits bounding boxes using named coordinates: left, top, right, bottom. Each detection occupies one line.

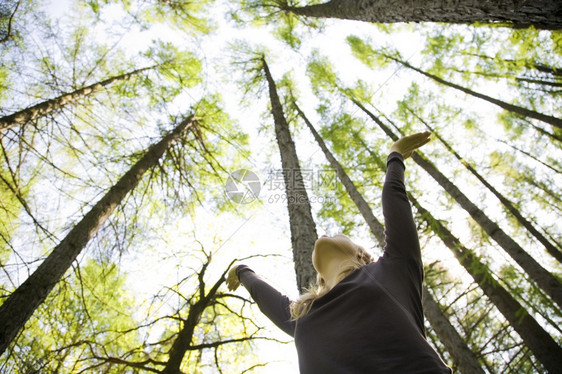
left=411, top=195, right=562, bottom=374
left=292, top=102, right=385, bottom=250
left=0, top=116, right=196, bottom=355
left=162, top=264, right=226, bottom=374
left=408, top=107, right=562, bottom=263
left=385, top=55, right=562, bottom=129
left=351, top=97, right=562, bottom=309
left=462, top=53, right=562, bottom=78
left=285, top=0, right=562, bottom=30
left=498, top=140, right=561, bottom=174
left=0, top=64, right=158, bottom=132
left=162, top=303, right=205, bottom=374
left=0, top=1, right=20, bottom=45
left=421, top=288, right=486, bottom=374
left=295, top=102, right=486, bottom=373
left=261, top=58, right=317, bottom=292
left=449, top=68, right=562, bottom=89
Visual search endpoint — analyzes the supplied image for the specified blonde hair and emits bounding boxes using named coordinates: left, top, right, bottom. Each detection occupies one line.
left=289, top=244, right=375, bottom=320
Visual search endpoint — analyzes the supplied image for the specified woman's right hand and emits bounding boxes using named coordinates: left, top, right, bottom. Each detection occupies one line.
left=389, top=131, right=431, bottom=159
left=226, top=265, right=240, bottom=291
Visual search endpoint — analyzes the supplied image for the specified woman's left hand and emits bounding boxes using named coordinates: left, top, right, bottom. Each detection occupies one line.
left=226, top=265, right=241, bottom=291
left=390, top=131, right=431, bottom=159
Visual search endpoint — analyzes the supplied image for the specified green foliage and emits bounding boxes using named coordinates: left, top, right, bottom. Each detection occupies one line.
left=232, top=0, right=323, bottom=49
left=114, top=40, right=203, bottom=108
left=162, top=94, right=251, bottom=215
left=316, top=177, right=361, bottom=235
left=346, top=35, right=377, bottom=68
left=422, top=32, right=465, bottom=58
left=6, top=259, right=142, bottom=372
left=272, top=12, right=302, bottom=49
left=311, top=101, right=387, bottom=242
left=84, top=0, right=213, bottom=33
left=346, top=35, right=392, bottom=69
left=2, top=0, right=561, bottom=372
left=348, top=80, right=374, bottom=105
left=306, top=50, right=338, bottom=94
left=0, top=65, right=8, bottom=102
left=228, top=41, right=271, bottom=102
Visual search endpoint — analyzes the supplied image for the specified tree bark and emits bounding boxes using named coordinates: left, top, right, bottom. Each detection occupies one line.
left=292, top=102, right=385, bottom=250
left=384, top=55, right=562, bottom=129
left=352, top=98, right=562, bottom=309
left=408, top=108, right=562, bottom=263
left=295, top=102, right=486, bottom=373
left=0, top=64, right=158, bottom=132
left=0, top=116, right=196, bottom=355
left=261, top=58, right=317, bottom=292
left=286, top=0, right=562, bottom=30
left=421, top=288, right=486, bottom=374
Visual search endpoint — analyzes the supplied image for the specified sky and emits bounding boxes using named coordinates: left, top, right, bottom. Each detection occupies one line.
left=31, top=0, right=561, bottom=371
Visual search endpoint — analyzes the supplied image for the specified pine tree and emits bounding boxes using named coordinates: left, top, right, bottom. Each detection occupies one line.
left=347, top=36, right=562, bottom=129
left=0, top=65, right=159, bottom=132
left=0, top=115, right=197, bottom=355
left=261, top=56, right=318, bottom=292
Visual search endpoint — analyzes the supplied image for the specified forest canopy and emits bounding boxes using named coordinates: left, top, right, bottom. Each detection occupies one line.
left=0, top=0, right=560, bottom=372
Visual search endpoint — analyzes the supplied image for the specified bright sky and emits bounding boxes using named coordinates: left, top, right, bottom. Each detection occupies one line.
left=35, top=0, right=561, bottom=372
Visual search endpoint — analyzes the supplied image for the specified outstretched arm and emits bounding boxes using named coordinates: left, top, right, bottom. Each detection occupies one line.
left=382, top=132, right=431, bottom=263
left=227, top=265, right=296, bottom=337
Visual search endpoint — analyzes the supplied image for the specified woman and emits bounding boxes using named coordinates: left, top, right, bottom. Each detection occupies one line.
left=226, top=132, right=452, bottom=373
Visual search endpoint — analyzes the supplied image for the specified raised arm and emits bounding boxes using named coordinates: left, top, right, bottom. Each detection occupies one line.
left=382, top=132, right=431, bottom=263
left=226, top=265, right=296, bottom=337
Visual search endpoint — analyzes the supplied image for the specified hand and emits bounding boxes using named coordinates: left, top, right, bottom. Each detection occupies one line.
left=226, top=265, right=241, bottom=291
left=390, top=131, right=431, bottom=159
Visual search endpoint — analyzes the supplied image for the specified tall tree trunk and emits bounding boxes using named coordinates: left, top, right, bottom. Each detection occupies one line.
left=0, top=115, right=196, bottom=355
left=350, top=97, right=562, bottom=308
left=410, top=195, right=562, bottom=374
left=284, top=0, right=562, bottom=30
left=383, top=55, right=562, bottom=128
left=0, top=64, right=158, bottom=132
left=406, top=106, right=562, bottom=263
left=294, top=102, right=486, bottom=374
left=261, top=58, right=317, bottom=292
left=291, top=103, right=385, bottom=250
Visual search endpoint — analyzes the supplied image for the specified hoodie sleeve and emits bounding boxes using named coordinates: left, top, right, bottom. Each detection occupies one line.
left=381, top=152, right=422, bottom=267
left=236, top=265, right=296, bottom=337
